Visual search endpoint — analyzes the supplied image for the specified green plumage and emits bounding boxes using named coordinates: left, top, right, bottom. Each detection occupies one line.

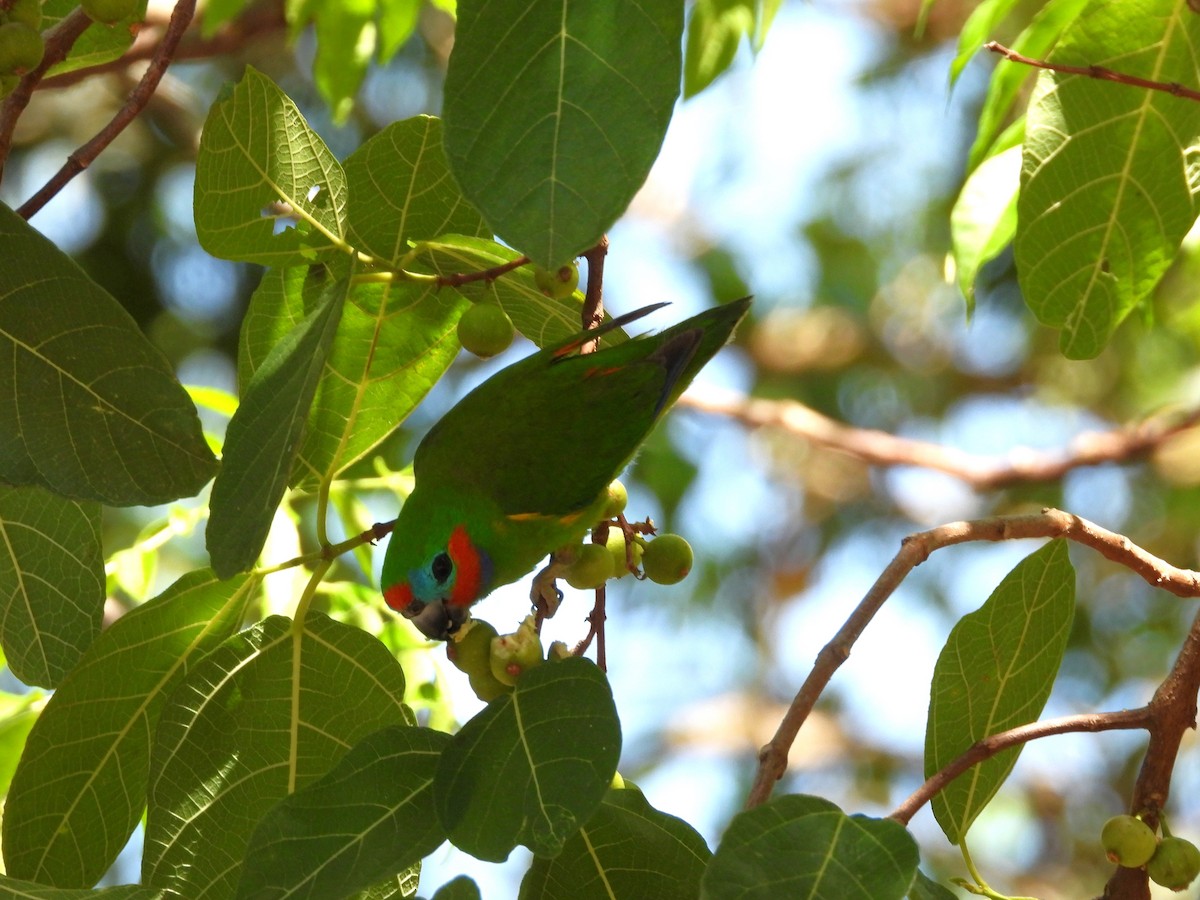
left=381, top=297, right=750, bottom=638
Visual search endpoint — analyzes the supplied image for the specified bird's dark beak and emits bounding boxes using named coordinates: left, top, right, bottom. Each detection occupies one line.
left=405, top=600, right=470, bottom=640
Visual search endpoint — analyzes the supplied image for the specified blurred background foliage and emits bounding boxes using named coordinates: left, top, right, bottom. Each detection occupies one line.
left=5, top=0, right=1200, bottom=896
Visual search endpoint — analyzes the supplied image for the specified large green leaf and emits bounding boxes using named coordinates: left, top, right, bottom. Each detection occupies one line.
left=194, top=67, right=348, bottom=266
left=0, top=485, right=102, bottom=688
left=0, top=204, right=216, bottom=506
left=2, top=571, right=254, bottom=888
left=0, top=879, right=163, bottom=899
left=236, top=725, right=449, bottom=899
left=443, top=0, right=684, bottom=267
left=237, top=268, right=465, bottom=489
left=207, top=277, right=346, bottom=577
left=1015, top=0, right=1200, bottom=358
left=435, top=657, right=621, bottom=861
left=701, top=795, right=919, bottom=900
left=926, top=540, right=1075, bottom=843
left=143, top=613, right=413, bottom=899
left=519, top=786, right=710, bottom=899
left=421, top=234, right=626, bottom=349
left=345, top=116, right=487, bottom=266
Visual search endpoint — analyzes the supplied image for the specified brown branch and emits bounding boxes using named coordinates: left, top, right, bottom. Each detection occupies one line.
left=891, top=709, right=1150, bottom=826
left=580, top=235, right=608, bottom=354
left=985, top=41, right=1200, bottom=103
left=16, top=0, right=197, bottom=220
left=434, top=254, right=529, bottom=288
left=747, top=508, right=1200, bottom=809
left=0, top=9, right=94, bottom=178
left=1100, top=606, right=1200, bottom=900
left=680, top=387, right=1200, bottom=491
left=38, top=3, right=287, bottom=90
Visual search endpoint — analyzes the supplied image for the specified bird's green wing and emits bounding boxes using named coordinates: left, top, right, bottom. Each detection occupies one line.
left=414, top=298, right=750, bottom=518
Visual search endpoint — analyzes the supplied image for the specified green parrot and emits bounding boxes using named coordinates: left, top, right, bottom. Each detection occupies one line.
left=381, top=296, right=751, bottom=639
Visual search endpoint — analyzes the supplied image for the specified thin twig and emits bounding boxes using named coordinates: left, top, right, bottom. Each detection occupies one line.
left=580, top=235, right=608, bottom=354
left=681, top=387, right=1200, bottom=491
left=985, top=41, right=1200, bottom=103
left=435, top=254, right=529, bottom=288
left=0, top=8, right=94, bottom=179
left=890, top=709, right=1150, bottom=825
left=747, top=508, right=1200, bottom=808
left=17, top=0, right=197, bottom=220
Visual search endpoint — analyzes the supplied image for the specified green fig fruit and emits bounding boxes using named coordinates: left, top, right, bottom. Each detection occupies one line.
left=564, top=542, right=614, bottom=590
left=533, top=262, right=580, bottom=299
left=641, top=533, right=694, bottom=585
left=457, top=302, right=515, bottom=358
left=1101, top=814, right=1157, bottom=868
left=0, top=21, right=43, bottom=75
left=1147, top=836, right=1200, bottom=890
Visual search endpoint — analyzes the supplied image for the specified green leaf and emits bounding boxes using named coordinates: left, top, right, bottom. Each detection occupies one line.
left=684, top=0, right=754, bottom=99
left=435, top=657, right=621, bottom=861
left=432, top=877, right=480, bottom=900
left=420, top=234, right=626, bottom=349
left=207, top=277, right=346, bottom=577
left=966, top=0, right=1089, bottom=171
left=949, top=0, right=1021, bottom=86
left=2, top=571, right=254, bottom=888
left=1015, top=0, right=1200, bottom=358
left=907, top=870, right=959, bottom=900
left=951, top=142, right=1021, bottom=310
left=0, top=204, right=216, bottom=506
left=443, top=0, right=684, bottom=267
left=236, top=725, right=449, bottom=900
left=701, top=795, right=919, bottom=900
left=238, top=267, right=465, bottom=489
left=519, top=786, right=710, bottom=899
left=0, top=692, right=40, bottom=798
left=143, top=613, right=413, bottom=899
left=0, top=878, right=164, bottom=899
left=377, top=0, right=421, bottom=60
left=312, top=0, right=375, bottom=123
left=40, top=0, right=146, bottom=76
left=926, top=540, right=1075, bottom=843
left=753, top=0, right=781, bottom=50
left=194, top=67, right=348, bottom=266
left=345, top=116, right=487, bottom=266
left=0, top=485, right=102, bottom=688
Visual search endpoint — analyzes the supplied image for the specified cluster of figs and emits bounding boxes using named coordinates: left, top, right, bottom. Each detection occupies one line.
left=1102, top=813, right=1200, bottom=892
left=447, top=480, right=694, bottom=702
left=0, top=0, right=138, bottom=96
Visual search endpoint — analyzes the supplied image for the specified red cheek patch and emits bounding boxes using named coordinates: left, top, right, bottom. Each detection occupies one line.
left=447, top=525, right=485, bottom=609
left=384, top=582, right=413, bottom=613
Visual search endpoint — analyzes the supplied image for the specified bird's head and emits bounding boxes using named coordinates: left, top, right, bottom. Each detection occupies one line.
left=381, top=492, right=494, bottom=640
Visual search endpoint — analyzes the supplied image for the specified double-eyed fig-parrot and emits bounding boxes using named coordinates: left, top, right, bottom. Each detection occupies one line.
left=381, top=296, right=751, bottom=639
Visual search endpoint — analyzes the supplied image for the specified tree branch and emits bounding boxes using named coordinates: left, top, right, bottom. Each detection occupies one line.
left=0, top=8, right=94, bottom=178
left=747, top=508, right=1200, bottom=809
left=985, top=42, right=1200, bottom=103
left=890, top=709, right=1150, bottom=826
left=17, top=0, right=198, bottom=220
left=1100, top=605, right=1200, bottom=900
left=681, top=387, right=1200, bottom=490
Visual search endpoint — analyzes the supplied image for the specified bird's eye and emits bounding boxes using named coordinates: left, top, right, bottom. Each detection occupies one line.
left=431, top=552, right=453, bottom=583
